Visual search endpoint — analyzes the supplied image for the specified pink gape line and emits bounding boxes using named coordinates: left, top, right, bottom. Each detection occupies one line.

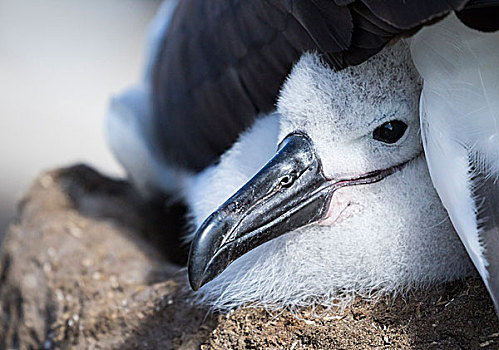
left=318, top=153, right=422, bottom=225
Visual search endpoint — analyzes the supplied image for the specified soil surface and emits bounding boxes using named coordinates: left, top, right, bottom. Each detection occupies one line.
left=0, top=165, right=498, bottom=349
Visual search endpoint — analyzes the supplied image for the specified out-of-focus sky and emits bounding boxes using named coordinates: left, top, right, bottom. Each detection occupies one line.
left=0, top=0, right=162, bottom=235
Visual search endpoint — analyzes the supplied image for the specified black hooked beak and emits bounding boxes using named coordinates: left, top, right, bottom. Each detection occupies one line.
left=188, top=132, right=330, bottom=290
left=187, top=132, right=401, bottom=290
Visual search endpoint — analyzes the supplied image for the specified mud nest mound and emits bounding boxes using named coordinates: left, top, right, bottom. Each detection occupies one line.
left=0, top=165, right=497, bottom=349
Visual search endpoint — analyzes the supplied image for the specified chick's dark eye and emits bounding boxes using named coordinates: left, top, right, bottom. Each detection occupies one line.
left=373, top=120, right=407, bottom=144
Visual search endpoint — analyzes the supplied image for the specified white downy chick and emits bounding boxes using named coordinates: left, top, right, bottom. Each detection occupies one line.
left=185, top=41, right=472, bottom=311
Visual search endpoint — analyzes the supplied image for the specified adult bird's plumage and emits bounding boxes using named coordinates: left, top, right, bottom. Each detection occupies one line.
left=411, top=13, right=499, bottom=312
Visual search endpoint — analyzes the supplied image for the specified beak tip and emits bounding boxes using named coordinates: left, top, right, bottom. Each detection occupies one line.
left=188, top=272, right=203, bottom=291
left=189, top=282, right=201, bottom=292
left=187, top=254, right=209, bottom=291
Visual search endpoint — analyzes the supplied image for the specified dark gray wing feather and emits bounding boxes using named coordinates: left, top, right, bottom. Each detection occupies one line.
left=152, top=0, right=352, bottom=171
left=362, top=0, right=466, bottom=29
left=457, top=0, right=499, bottom=32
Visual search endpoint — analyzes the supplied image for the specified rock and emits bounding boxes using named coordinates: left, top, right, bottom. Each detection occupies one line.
left=0, top=165, right=497, bottom=349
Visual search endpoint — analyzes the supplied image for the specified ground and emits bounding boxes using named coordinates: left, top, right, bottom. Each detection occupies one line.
left=0, top=165, right=497, bottom=349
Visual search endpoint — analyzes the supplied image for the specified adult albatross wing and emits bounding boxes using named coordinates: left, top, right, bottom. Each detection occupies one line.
left=411, top=14, right=499, bottom=312
left=151, top=0, right=469, bottom=172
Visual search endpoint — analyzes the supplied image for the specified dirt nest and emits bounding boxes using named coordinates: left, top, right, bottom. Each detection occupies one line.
left=0, top=165, right=497, bottom=349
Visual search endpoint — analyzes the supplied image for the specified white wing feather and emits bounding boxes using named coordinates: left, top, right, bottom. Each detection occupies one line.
left=411, top=14, right=499, bottom=311
left=105, top=0, right=185, bottom=197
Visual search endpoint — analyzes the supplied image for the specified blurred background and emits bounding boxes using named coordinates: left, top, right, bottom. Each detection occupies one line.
left=0, top=0, right=162, bottom=237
